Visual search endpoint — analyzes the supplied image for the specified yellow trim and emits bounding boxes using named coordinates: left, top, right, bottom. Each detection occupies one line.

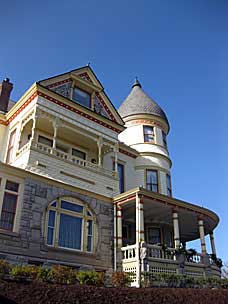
left=135, top=165, right=170, bottom=175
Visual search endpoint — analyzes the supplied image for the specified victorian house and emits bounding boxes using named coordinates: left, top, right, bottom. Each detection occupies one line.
left=0, top=66, right=220, bottom=286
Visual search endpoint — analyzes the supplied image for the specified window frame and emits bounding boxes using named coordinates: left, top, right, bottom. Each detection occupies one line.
left=72, top=86, right=91, bottom=109
left=143, top=125, right=155, bottom=143
left=45, top=197, right=95, bottom=253
left=0, top=178, right=20, bottom=232
left=146, top=169, right=159, bottom=193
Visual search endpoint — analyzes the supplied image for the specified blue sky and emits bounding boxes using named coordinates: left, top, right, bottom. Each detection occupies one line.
left=1, top=1, right=227, bottom=261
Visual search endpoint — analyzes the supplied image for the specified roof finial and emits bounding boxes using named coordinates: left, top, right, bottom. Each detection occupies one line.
left=87, top=62, right=91, bottom=66
left=132, top=77, right=142, bottom=89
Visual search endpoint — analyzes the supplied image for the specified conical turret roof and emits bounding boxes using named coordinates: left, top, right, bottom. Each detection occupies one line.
left=118, top=79, right=169, bottom=127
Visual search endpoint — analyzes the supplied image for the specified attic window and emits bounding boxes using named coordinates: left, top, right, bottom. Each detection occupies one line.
left=72, top=87, right=91, bottom=108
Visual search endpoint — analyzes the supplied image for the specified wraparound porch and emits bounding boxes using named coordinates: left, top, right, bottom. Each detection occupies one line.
left=113, top=187, right=220, bottom=287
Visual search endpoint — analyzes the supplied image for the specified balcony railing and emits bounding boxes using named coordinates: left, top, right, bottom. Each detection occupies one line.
left=16, top=141, right=117, bottom=178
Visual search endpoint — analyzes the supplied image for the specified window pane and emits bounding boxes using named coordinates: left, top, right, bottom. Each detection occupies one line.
left=38, top=136, right=53, bottom=147
left=58, top=214, right=82, bottom=250
left=87, top=236, right=92, bottom=252
left=118, top=163, right=124, bottom=193
left=87, top=220, right=93, bottom=252
left=72, top=148, right=86, bottom=160
left=147, top=170, right=157, bottom=184
left=61, top=200, right=83, bottom=213
left=0, top=192, right=17, bottom=230
left=72, top=88, right=90, bottom=108
left=5, top=181, right=19, bottom=192
left=143, top=126, right=154, bottom=142
left=48, top=210, right=56, bottom=227
left=47, top=227, right=54, bottom=245
left=51, top=201, right=57, bottom=207
left=148, top=228, right=161, bottom=244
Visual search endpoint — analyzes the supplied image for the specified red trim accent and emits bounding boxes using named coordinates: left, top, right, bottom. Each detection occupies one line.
left=37, top=92, right=121, bottom=133
left=119, top=148, right=137, bottom=159
left=0, top=91, right=122, bottom=134
left=46, top=78, right=71, bottom=88
left=0, top=119, right=7, bottom=125
left=78, top=72, right=93, bottom=83
left=95, top=92, right=116, bottom=122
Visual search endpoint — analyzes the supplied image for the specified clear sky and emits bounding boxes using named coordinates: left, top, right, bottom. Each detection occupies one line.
left=1, top=1, right=227, bottom=262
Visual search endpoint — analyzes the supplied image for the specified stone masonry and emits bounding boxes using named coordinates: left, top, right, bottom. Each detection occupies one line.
left=0, top=177, right=114, bottom=271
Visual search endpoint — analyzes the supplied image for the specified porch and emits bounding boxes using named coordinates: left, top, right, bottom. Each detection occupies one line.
left=113, top=188, right=220, bottom=287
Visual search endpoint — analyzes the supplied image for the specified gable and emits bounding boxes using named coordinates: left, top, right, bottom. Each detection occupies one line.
left=38, top=66, right=123, bottom=125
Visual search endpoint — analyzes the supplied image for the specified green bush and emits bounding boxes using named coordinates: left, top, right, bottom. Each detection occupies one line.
left=36, top=267, right=52, bottom=283
left=0, top=260, right=11, bottom=279
left=111, top=272, right=132, bottom=287
left=49, top=265, right=77, bottom=284
left=77, top=270, right=104, bottom=286
left=10, top=265, right=38, bottom=281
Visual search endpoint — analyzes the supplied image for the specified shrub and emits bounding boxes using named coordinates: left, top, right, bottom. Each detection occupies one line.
left=36, top=267, right=52, bottom=283
left=77, top=270, right=104, bottom=286
left=10, top=265, right=38, bottom=281
left=111, top=271, right=132, bottom=287
left=49, top=265, right=77, bottom=285
left=0, top=260, right=11, bottom=279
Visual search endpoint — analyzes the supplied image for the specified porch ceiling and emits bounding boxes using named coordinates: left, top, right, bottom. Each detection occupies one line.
left=116, top=187, right=219, bottom=243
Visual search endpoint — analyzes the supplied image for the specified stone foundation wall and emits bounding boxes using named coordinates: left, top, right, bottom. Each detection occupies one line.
left=0, top=177, right=114, bottom=271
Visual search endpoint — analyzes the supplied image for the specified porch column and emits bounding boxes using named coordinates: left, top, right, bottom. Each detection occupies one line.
left=97, top=136, right=103, bottom=167
left=114, top=203, right=117, bottom=271
left=113, top=142, right=119, bottom=173
left=172, top=210, right=180, bottom=249
left=136, top=193, right=145, bottom=243
left=117, top=204, right=123, bottom=248
left=209, top=231, right=217, bottom=256
left=52, top=121, right=59, bottom=150
left=198, top=219, right=207, bottom=255
left=30, top=115, right=38, bottom=143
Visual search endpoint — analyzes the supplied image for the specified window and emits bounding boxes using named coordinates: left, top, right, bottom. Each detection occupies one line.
left=166, top=174, right=172, bottom=197
left=147, top=227, right=161, bottom=245
left=72, top=87, right=91, bottom=108
left=38, top=135, right=53, bottom=147
left=0, top=180, right=19, bottom=231
left=6, top=129, right=16, bottom=164
left=46, top=197, right=95, bottom=252
left=72, top=148, right=86, bottom=160
left=114, top=163, right=124, bottom=193
left=162, top=131, right=167, bottom=148
left=146, top=170, right=158, bottom=192
left=143, top=126, right=154, bottom=142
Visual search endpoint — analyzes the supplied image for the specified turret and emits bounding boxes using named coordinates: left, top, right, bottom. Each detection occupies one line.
left=118, top=79, right=172, bottom=196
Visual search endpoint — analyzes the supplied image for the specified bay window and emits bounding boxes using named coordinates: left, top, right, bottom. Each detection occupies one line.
left=46, top=197, right=95, bottom=252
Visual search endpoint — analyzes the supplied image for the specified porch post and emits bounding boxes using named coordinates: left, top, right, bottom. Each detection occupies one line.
left=172, top=210, right=180, bottom=249
left=52, top=121, right=59, bottom=150
left=116, top=203, right=122, bottom=270
left=114, top=202, right=117, bottom=271
left=97, top=136, right=103, bottom=167
left=30, top=115, right=38, bottom=143
left=136, top=193, right=144, bottom=287
left=198, top=219, right=207, bottom=255
left=209, top=231, right=217, bottom=256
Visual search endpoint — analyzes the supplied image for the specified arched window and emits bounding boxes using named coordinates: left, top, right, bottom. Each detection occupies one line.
left=46, top=197, right=95, bottom=252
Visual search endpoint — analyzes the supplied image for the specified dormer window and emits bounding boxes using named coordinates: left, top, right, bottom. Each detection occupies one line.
left=72, top=87, right=91, bottom=108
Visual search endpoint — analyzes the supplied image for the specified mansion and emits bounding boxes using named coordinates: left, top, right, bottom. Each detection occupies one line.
left=0, top=66, right=220, bottom=286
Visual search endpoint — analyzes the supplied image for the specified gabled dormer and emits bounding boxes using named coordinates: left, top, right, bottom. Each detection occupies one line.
left=38, top=66, right=123, bottom=125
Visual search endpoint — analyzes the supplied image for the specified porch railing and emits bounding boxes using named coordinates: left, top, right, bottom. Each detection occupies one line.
left=16, top=141, right=116, bottom=178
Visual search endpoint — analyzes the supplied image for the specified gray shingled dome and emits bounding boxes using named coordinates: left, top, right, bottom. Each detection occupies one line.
left=118, top=80, right=169, bottom=127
